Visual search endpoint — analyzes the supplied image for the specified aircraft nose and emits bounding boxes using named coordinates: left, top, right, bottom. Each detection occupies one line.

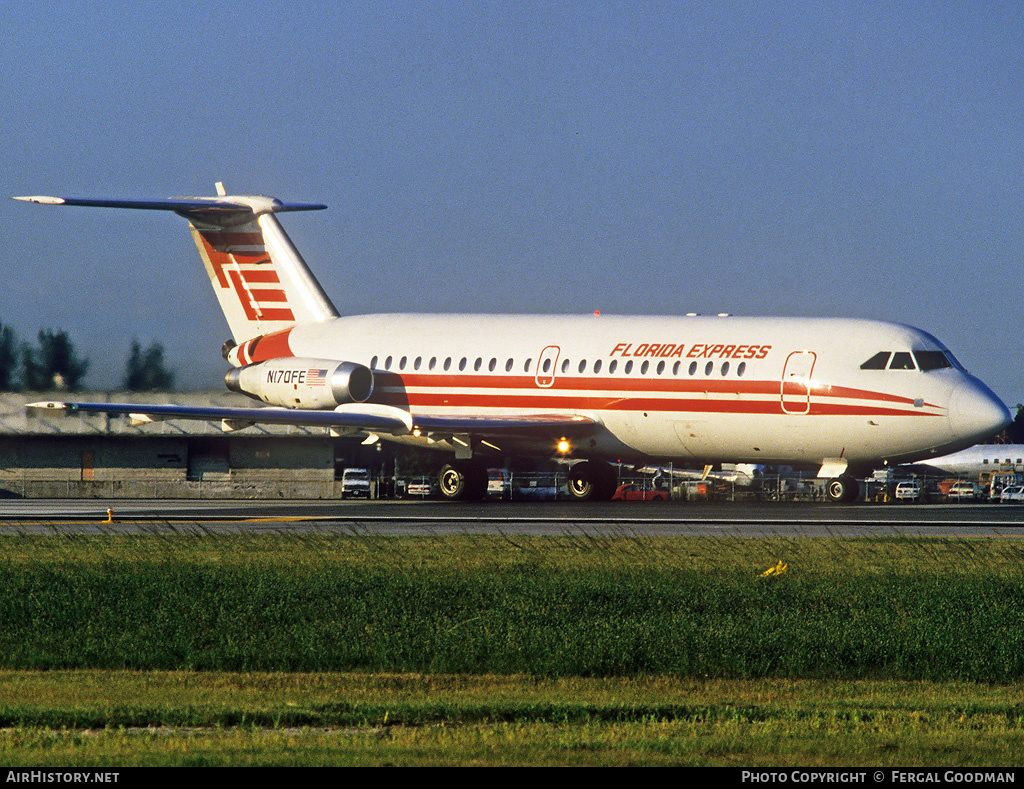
left=948, top=379, right=1011, bottom=443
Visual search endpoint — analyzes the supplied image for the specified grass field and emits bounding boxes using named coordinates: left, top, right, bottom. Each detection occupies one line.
left=2, top=532, right=1023, bottom=765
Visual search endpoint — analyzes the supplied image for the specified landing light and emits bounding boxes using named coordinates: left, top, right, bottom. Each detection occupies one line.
left=557, top=439, right=571, bottom=454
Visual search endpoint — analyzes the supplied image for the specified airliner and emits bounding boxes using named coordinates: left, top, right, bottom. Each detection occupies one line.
left=908, top=444, right=1024, bottom=478
left=14, top=186, right=1010, bottom=502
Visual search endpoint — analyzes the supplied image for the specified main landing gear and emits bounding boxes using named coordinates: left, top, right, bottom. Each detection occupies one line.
left=566, top=460, right=618, bottom=501
left=438, top=461, right=488, bottom=501
left=824, top=474, right=860, bottom=503
left=437, top=459, right=620, bottom=502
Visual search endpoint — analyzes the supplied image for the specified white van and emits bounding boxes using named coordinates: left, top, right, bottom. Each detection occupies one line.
left=340, top=468, right=371, bottom=499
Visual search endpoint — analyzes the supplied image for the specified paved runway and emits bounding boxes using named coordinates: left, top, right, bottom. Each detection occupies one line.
left=3, top=498, right=1024, bottom=537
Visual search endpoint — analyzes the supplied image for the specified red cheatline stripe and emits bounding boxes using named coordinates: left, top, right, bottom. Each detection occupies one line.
left=376, top=390, right=940, bottom=417
left=370, top=372, right=937, bottom=410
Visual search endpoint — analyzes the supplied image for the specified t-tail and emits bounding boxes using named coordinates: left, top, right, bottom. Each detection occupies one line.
left=13, top=184, right=338, bottom=348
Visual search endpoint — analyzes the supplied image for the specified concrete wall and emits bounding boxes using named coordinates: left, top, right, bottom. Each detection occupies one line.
left=0, top=390, right=355, bottom=498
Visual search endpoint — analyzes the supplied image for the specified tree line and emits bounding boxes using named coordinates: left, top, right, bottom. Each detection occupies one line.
left=0, top=321, right=174, bottom=392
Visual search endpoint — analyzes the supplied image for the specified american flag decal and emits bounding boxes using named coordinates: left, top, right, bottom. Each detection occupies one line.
left=307, top=368, right=328, bottom=385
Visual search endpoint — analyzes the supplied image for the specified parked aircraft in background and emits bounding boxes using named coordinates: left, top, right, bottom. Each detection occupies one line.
left=908, top=444, right=1024, bottom=478
left=15, top=187, right=1010, bottom=502
left=641, top=463, right=764, bottom=488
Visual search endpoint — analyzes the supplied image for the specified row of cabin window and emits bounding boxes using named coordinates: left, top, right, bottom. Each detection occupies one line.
left=983, top=458, right=1023, bottom=465
left=370, top=355, right=749, bottom=378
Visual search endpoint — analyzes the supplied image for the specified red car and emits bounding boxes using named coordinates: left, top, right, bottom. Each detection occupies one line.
left=612, top=483, right=669, bottom=501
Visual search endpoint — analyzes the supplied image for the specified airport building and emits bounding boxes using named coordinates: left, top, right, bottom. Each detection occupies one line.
left=0, top=392, right=385, bottom=498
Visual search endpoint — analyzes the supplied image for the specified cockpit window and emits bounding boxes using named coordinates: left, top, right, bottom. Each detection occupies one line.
left=915, top=350, right=953, bottom=371
left=860, top=352, right=891, bottom=370
left=889, top=352, right=916, bottom=370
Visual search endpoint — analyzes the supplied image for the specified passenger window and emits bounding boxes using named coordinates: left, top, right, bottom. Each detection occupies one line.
left=672, top=361, right=680, bottom=375
left=624, top=360, right=634, bottom=374
left=578, top=360, right=587, bottom=374
left=370, top=356, right=378, bottom=369
left=414, top=356, right=422, bottom=370
left=429, top=357, right=437, bottom=370
left=488, top=358, right=496, bottom=372
left=889, top=352, right=916, bottom=370
left=594, top=359, right=602, bottom=374
left=459, top=357, right=467, bottom=371
left=640, top=360, right=649, bottom=375
left=704, top=361, right=713, bottom=376
left=505, top=358, right=514, bottom=372
left=737, top=362, right=746, bottom=377
left=400, top=356, right=407, bottom=370
left=444, top=357, right=452, bottom=371
left=561, top=359, right=570, bottom=373
left=860, top=352, right=891, bottom=370
left=474, top=358, right=482, bottom=372
left=688, top=361, right=697, bottom=376
left=657, top=361, right=665, bottom=375
left=385, top=356, right=393, bottom=370
left=721, top=362, right=730, bottom=376
left=609, top=360, right=618, bottom=374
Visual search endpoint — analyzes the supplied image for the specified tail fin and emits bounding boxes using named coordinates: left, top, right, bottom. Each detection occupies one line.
left=13, top=185, right=338, bottom=343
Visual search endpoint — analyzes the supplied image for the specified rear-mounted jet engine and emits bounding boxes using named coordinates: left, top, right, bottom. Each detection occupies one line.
left=226, top=358, right=373, bottom=409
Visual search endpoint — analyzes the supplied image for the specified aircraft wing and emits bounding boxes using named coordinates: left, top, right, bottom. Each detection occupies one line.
left=411, top=413, right=596, bottom=436
left=26, top=400, right=415, bottom=433
left=26, top=400, right=598, bottom=439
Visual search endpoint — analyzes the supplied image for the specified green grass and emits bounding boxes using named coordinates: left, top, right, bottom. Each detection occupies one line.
left=4, top=533, right=1024, bottom=764
left=2, top=672, right=1024, bottom=766
left=2, top=534, right=1024, bottom=680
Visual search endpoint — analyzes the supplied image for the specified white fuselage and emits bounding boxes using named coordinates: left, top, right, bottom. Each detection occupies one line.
left=914, top=444, right=1024, bottom=478
left=245, top=312, right=1009, bottom=472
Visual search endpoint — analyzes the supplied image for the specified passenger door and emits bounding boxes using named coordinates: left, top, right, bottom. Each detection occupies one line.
left=535, top=345, right=560, bottom=388
left=781, top=351, right=816, bottom=414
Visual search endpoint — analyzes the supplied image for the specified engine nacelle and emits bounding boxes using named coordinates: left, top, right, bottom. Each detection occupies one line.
left=226, top=358, right=374, bottom=409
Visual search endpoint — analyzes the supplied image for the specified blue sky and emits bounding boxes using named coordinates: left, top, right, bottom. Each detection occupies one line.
left=3, top=1, right=1023, bottom=405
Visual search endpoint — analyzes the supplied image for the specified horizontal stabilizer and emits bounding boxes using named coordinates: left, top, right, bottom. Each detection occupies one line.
left=12, top=195, right=326, bottom=215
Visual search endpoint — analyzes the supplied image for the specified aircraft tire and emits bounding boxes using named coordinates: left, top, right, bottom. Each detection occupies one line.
left=567, top=461, right=618, bottom=501
left=825, top=475, right=859, bottom=503
left=438, top=461, right=488, bottom=501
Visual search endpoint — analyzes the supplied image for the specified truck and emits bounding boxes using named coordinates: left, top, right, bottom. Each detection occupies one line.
left=340, top=467, right=371, bottom=499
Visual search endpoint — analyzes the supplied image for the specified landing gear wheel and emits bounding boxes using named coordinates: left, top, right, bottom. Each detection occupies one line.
left=825, top=475, right=859, bottom=503
left=438, top=462, right=488, bottom=501
left=567, top=461, right=618, bottom=501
